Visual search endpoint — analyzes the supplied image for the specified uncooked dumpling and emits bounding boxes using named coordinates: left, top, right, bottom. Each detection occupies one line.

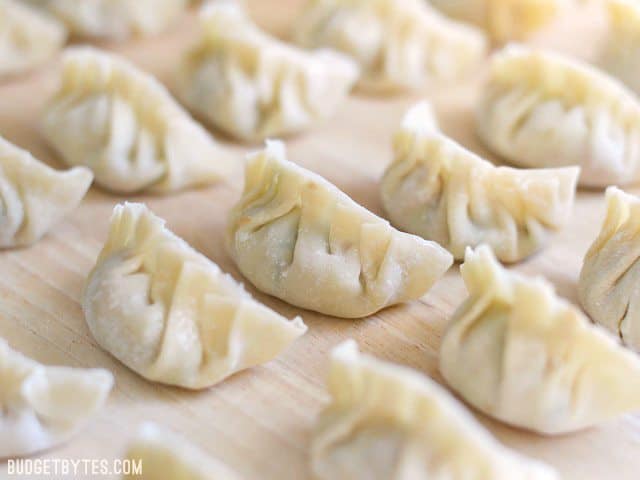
left=294, top=0, right=487, bottom=93
left=24, top=0, right=187, bottom=40
left=579, top=187, right=640, bottom=352
left=83, top=202, right=306, bottom=390
left=599, top=0, right=640, bottom=94
left=429, top=0, right=562, bottom=44
left=124, top=423, right=242, bottom=480
left=176, top=2, right=359, bottom=142
left=477, top=44, right=640, bottom=188
left=381, top=101, right=579, bottom=262
left=312, top=340, right=558, bottom=480
left=0, top=338, right=113, bottom=459
left=0, top=135, right=93, bottom=249
left=0, top=0, right=66, bottom=77
left=42, top=47, right=232, bottom=194
left=440, top=245, right=640, bottom=435
left=226, top=140, right=453, bottom=318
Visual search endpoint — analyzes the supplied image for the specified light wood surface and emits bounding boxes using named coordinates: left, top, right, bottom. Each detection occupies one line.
left=1, top=1, right=639, bottom=479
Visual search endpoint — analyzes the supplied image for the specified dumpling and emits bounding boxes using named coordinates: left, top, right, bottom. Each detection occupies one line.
left=124, top=423, right=242, bottom=480
left=440, top=245, right=640, bottom=435
left=176, top=2, right=359, bottom=143
left=293, top=0, right=487, bottom=93
left=477, top=44, right=640, bottom=188
left=0, top=338, right=113, bottom=459
left=312, top=340, right=558, bottom=480
left=0, top=136, right=93, bottom=249
left=83, top=202, right=307, bottom=390
left=598, top=0, right=640, bottom=94
left=579, top=187, right=640, bottom=352
left=0, top=0, right=66, bottom=78
left=24, top=0, right=187, bottom=40
left=42, top=47, right=232, bottom=194
left=226, top=140, right=453, bottom=319
left=428, top=0, right=562, bottom=44
left=381, top=101, right=579, bottom=263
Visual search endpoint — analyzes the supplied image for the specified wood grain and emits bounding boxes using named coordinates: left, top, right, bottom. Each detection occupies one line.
left=1, top=1, right=638, bottom=479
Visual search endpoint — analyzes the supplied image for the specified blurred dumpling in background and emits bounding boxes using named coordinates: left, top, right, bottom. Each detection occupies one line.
left=23, top=0, right=188, bottom=40
left=477, top=44, right=640, bottom=188
left=0, top=0, right=66, bottom=78
left=176, top=1, right=358, bottom=143
left=293, top=0, right=487, bottom=93
left=599, top=0, right=640, bottom=94
left=42, top=47, right=232, bottom=194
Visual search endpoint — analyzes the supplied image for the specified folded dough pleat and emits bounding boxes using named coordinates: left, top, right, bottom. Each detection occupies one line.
left=0, top=338, right=113, bottom=459
left=312, top=340, right=558, bottom=480
left=440, top=245, right=640, bottom=434
left=226, top=140, right=453, bottom=318
left=83, top=202, right=307, bottom=389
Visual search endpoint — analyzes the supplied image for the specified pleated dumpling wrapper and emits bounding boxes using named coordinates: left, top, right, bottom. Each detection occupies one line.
left=83, top=202, right=306, bottom=389
left=312, top=340, right=558, bottom=480
left=0, top=136, right=93, bottom=249
left=440, top=245, right=640, bottom=435
left=0, top=0, right=66, bottom=78
left=123, top=422, right=242, bottom=480
left=579, top=187, right=640, bottom=352
left=294, top=0, right=487, bottom=93
left=381, top=102, right=579, bottom=263
left=477, top=44, right=640, bottom=188
left=599, top=0, right=640, bottom=94
left=24, top=0, right=188, bottom=40
left=226, top=141, right=454, bottom=319
left=0, top=338, right=113, bottom=459
left=176, top=1, right=358, bottom=143
left=42, top=47, right=232, bottom=194
left=428, top=0, right=563, bottom=44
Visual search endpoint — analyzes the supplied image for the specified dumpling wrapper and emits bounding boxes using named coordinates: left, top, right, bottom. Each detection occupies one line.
left=294, top=0, right=487, bottom=93
left=24, top=0, right=187, bottom=40
left=579, top=186, right=640, bottom=352
left=83, top=202, right=307, bottom=390
left=42, top=47, right=232, bottom=194
left=124, top=422, right=242, bottom=480
left=381, top=101, right=579, bottom=262
left=440, top=245, right=640, bottom=435
left=428, top=0, right=563, bottom=44
left=176, top=2, right=359, bottom=143
left=0, top=338, right=113, bottom=459
left=312, top=340, right=558, bottom=480
left=477, top=44, right=640, bottom=188
left=226, top=140, right=453, bottom=319
left=0, top=0, right=66, bottom=77
left=0, top=135, right=93, bottom=249
left=599, top=0, right=640, bottom=95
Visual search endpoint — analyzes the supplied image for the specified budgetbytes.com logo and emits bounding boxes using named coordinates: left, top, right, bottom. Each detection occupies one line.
left=6, top=458, right=143, bottom=477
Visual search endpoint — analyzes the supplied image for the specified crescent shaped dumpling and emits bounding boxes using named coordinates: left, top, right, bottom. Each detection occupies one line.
left=0, top=0, right=66, bottom=78
left=176, top=2, right=359, bottom=143
left=0, top=338, right=113, bottom=459
left=42, top=47, right=232, bottom=194
left=599, top=0, right=640, bottom=94
left=124, top=423, right=242, bottom=480
left=579, top=187, right=640, bottom=352
left=83, top=202, right=307, bottom=390
left=0, top=136, right=93, bottom=249
left=477, top=44, right=640, bottom=188
left=24, top=0, right=187, bottom=40
left=428, top=0, right=562, bottom=44
left=381, top=102, right=579, bottom=263
left=226, top=140, right=454, bottom=319
left=440, top=245, right=640, bottom=435
left=312, top=340, right=558, bottom=480
left=293, top=0, right=487, bottom=93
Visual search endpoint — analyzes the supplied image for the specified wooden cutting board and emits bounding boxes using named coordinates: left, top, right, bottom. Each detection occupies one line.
left=1, top=1, right=638, bottom=479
